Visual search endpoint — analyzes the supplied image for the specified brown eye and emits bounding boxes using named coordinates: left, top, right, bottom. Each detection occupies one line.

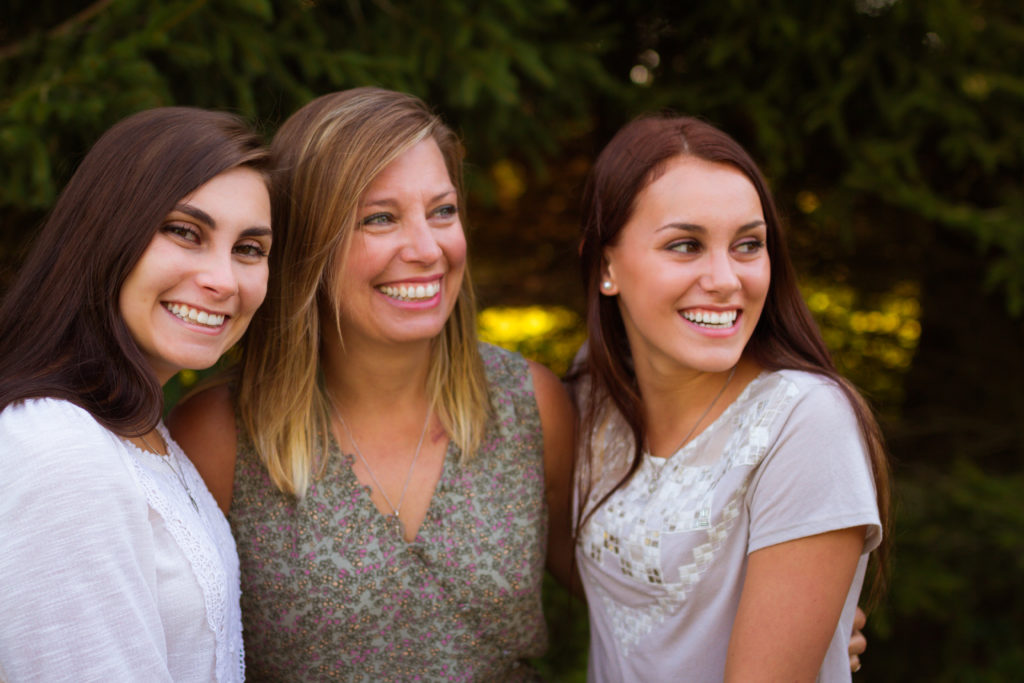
left=735, top=239, right=765, bottom=254
left=163, top=223, right=200, bottom=243
left=668, top=239, right=701, bottom=254
left=233, top=243, right=268, bottom=259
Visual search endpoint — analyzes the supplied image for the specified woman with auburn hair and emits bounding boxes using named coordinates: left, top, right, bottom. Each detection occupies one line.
left=0, top=107, right=272, bottom=681
left=170, top=87, right=575, bottom=680
left=572, top=115, right=890, bottom=681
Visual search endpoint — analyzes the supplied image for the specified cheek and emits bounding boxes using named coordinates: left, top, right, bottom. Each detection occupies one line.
left=444, top=228, right=468, bottom=272
left=243, top=264, right=270, bottom=310
left=751, top=260, right=771, bottom=301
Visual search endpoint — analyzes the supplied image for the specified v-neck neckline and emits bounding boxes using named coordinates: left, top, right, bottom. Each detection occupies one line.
left=644, top=370, right=768, bottom=464
left=326, top=428, right=457, bottom=545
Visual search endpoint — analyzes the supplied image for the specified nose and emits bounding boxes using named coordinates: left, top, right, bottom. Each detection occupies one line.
left=195, top=248, right=239, bottom=298
left=699, top=249, right=741, bottom=295
left=400, top=216, right=443, bottom=264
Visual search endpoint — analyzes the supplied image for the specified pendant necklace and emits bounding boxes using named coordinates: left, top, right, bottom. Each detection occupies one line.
left=137, top=431, right=201, bottom=514
left=647, top=364, right=737, bottom=459
left=332, top=399, right=431, bottom=532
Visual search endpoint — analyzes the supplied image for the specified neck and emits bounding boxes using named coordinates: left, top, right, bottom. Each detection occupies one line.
left=635, top=355, right=754, bottom=458
left=321, top=333, right=434, bottom=417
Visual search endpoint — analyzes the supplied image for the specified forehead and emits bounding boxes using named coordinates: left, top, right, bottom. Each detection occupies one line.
left=363, top=138, right=454, bottom=200
left=634, top=156, right=762, bottom=222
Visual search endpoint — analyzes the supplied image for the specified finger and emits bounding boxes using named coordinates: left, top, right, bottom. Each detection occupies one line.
left=850, top=654, right=862, bottom=673
left=853, top=606, right=867, bottom=631
left=849, top=631, right=867, bottom=657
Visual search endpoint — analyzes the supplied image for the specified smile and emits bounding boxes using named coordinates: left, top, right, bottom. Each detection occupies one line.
left=377, top=281, right=441, bottom=302
left=164, top=302, right=226, bottom=327
left=682, top=309, right=738, bottom=328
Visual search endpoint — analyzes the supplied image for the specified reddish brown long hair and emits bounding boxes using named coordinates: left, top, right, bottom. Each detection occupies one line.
left=575, top=114, right=891, bottom=599
left=0, top=107, right=267, bottom=437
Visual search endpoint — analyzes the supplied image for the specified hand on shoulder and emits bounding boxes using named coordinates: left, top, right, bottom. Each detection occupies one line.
left=167, top=384, right=238, bottom=514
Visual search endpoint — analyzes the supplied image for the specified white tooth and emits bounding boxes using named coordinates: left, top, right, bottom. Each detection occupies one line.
left=709, top=312, right=720, bottom=324
left=187, top=308, right=198, bottom=321
left=415, top=285, right=426, bottom=298
left=430, top=282, right=439, bottom=295
left=399, top=285, right=408, bottom=297
left=197, top=311, right=209, bottom=324
left=210, top=314, right=224, bottom=325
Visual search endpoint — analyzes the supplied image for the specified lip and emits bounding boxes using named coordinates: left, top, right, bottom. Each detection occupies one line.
left=162, top=301, right=231, bottom=331
left=375, top=275, right=444, bottom=307
left=679, top=307, right=741, bottom=337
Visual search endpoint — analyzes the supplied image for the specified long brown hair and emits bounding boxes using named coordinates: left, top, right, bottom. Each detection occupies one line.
left=0, top=107, right=267, bottom=436
left=575, top=114, right=891, bottom=599
left=237, top=87, right=489, bottom=497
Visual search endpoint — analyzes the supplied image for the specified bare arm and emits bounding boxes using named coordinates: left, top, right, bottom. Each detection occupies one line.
left=167, top=384, right=239, bottom=515
left=724, top=526, right=866, bottom=682
left=527, top=359, right=577, bottom=589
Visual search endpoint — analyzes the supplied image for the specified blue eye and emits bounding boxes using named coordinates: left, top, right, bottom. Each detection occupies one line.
left=361, top=212, right=394, bottom=227
left=433, top=204, right=458, bottom=219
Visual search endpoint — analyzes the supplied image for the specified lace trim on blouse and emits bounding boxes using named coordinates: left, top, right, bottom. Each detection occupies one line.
left=121, top=423, right=244, bottom=682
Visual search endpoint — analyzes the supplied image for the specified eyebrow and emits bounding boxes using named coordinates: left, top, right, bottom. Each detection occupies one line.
left=361, top=189, right=457, bottom=209
left=657, top=219, right=766, bottom=234
left=175, top=204, right=214, bottom=226
left=173, top=204, right=272, bottom=236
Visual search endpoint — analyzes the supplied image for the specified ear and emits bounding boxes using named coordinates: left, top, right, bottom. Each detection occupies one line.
left=599, top=254, right=619, bottom=296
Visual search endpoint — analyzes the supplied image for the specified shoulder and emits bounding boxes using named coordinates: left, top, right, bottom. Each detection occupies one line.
left=526, top=359, right=573, bottom=422
left=477, top=340, right=528, bottom=377
left=0, top=398, right=148, bottom=530
left=767, top=369, right=861, bottom=431
left=477, top=341, right=534, bottom=405
left=0, top=398, right=122, bottom=469
left=1, top=396, right=101, bottom=436
left=167, top=384, right=238, bottom=513
left=476, top=342, right=570, bottom=415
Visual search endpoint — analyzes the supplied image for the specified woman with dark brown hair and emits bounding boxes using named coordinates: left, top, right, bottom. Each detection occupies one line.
left=0, top=107, right=272, bottom=681
left=572, top=115, right=890, bottom=681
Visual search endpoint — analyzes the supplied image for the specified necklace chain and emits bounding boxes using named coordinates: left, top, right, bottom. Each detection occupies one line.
left=137, top=431, right=200, bottom=514
left=648, top=365, right=737, bottom=458
left=330, top=398, right=431, bottom=528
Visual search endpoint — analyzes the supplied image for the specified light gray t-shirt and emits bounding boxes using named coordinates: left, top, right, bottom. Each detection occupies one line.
left=576, top=370, right=882, bottom=682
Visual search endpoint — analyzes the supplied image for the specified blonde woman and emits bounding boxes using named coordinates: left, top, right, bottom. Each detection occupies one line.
left=170, top=88, right=575, bottom=680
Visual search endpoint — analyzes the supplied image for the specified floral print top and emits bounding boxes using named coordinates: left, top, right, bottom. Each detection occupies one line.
left=230, top=344, right=548, bottom=682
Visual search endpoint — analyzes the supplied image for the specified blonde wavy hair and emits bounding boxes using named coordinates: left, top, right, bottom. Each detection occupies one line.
left=238, top=87, right=489, bottom=497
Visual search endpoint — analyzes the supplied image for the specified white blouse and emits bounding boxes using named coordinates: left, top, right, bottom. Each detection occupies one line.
left=0, top=398, right=243, bottom=682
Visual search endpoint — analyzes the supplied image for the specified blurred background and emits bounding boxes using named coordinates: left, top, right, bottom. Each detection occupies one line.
left=2, top=1, right=1022, bottom=679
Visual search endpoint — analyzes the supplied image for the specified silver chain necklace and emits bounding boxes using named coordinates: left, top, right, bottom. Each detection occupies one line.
left=137, top=431, right=200, bottom=514
left=331, top=399, right=431, bottom=529
left=646, top=364, right=737, bottom=459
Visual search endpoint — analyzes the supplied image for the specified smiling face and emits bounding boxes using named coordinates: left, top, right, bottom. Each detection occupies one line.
left=119, top=166, right=272, bottom=385
left=331, top=137, right=467, bottom=350
left=602, top=154, right=770, bottom=378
